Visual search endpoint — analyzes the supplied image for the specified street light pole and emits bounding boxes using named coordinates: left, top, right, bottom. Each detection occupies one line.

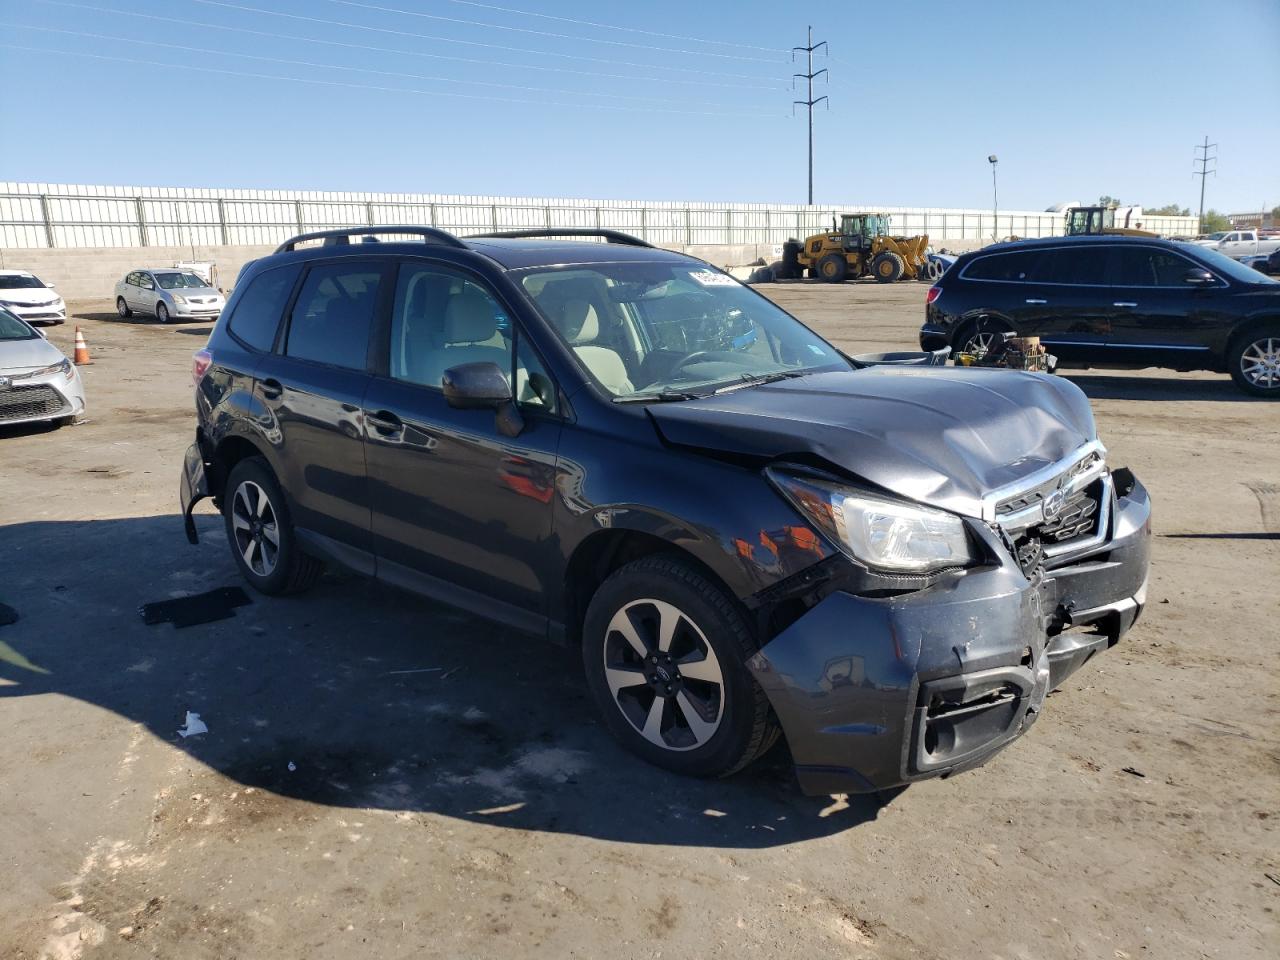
left=988, top=155, right=999, bottom=242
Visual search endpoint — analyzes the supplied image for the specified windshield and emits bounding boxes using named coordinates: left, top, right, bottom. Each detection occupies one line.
left=1192, top=245, right=1280, bottom=284
left=1204, top=232, right=1228, bottom=241
left=155, top=272, right=207, bottom=289
left=0, top=274, right=45, bottom=290
left=519, top=262, right=848, bottom=399
left=0, top=306, right=37, bottom=340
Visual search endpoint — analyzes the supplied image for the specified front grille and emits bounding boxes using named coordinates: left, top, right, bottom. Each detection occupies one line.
left=1036, top=482, right=1102, bottom=544
left=0, top=384, right=67, bottom=423
left=993, top=449, right=1110, bottom=576
left=21, top=312, right=62, bottom=320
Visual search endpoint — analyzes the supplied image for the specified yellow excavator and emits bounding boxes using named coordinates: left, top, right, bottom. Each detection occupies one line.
left=779, top=213, right=937, bottom=283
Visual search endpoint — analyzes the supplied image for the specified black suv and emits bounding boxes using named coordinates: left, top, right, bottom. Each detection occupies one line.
left=919, top=235, right=1280, bottom=396
left=181, top=227, right=1151, bottom=795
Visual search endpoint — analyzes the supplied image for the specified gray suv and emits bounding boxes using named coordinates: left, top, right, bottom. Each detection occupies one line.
left=180, top=227, right=1152, bottom=795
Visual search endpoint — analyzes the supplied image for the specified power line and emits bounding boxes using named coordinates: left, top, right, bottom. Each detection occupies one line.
left=0, top=43, right=773, bottom=118
left=437, top=0, right=787, bottom=52
left=1193, top=135, right=1217, bottom=232
left=178, top=0, right=787, bottom=82
left=35, top=1, right=782, bottom=90
left=792, top=26, right=828, bottom=206
left=3, top=22, right=755, bottom=107
left=316, top=0, right=785, bottom=62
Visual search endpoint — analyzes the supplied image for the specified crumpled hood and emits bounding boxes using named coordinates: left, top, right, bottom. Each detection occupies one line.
left=0, top=334, right=65, bottom=373
left=647, top=366, right=1097, bottom=519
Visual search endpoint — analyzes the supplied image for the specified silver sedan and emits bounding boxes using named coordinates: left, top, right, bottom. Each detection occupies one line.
left=115, top=269, right=226, bottom=323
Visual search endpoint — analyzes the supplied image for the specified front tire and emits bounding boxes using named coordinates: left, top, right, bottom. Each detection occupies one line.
left=582, top=556, right=779, bottom=780
left=156, top=302, right=171, bottom=324
left=223, top=458, right=323, bottom=594
left=1228, top=326, right=1280, bottom=397
left=872, top=251, right=905, bottom=282
left=116, top=297, right=132, bottom=318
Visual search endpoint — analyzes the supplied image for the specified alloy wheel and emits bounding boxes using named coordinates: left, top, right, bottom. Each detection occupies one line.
left=602, top=598, right=725, bottom=752
left=1239, top=337, right=1280, bottom=390
left=231, top=480, right=280, bottom=577
left=964, top=329, right=1001, bottom=359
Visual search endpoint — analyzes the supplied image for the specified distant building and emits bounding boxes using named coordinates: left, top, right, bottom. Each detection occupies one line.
left=1229, top=210, right=1276, bottom=230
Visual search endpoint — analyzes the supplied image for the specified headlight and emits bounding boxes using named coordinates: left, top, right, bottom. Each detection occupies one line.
left=769, top=470, right=974, bottom=573
left=31, top=358, right=75, bottom=381
left=172, top=294, right=187, bottom=304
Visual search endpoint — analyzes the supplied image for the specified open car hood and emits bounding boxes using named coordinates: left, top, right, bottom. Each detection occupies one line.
left=646, top=366, right=1097, bottom=519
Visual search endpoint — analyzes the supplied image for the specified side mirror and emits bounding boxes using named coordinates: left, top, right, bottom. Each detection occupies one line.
left=442, top=361, right=512, bottom=409
left=46, top=281, right=56, bottom=289
left=443, top=361, right=524, bottom=438
left=1183, top=268, right=1216, bottom=286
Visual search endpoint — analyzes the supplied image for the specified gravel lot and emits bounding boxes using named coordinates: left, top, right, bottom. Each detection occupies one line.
left=1, top=281, right=1276, bottom=960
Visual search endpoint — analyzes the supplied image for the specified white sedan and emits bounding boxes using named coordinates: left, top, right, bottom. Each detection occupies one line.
left=0, top=306, right=86, bottom=428
left=0, top=269, right=67, bottom=325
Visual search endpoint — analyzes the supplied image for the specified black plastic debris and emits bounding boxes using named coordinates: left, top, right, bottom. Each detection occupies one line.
left=141, top=587, right=252, bottom=629
left=0, top=603, right=18, bottom=626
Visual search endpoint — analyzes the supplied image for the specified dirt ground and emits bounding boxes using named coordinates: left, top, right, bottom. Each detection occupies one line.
left=1, top=282, right=1276, bottom=960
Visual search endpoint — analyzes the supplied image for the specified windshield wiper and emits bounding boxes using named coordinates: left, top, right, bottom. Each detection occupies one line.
left=713, top=369, right=810, bottom=395
left=614, top=389, right=705, bottom=403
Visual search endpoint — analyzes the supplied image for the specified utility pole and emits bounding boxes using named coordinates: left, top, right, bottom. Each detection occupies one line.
left=1193, top=135, right=1217, bottom=233
left=792, top=26, right=827, bottom=206
left=988, top=155, right=999, bottom=241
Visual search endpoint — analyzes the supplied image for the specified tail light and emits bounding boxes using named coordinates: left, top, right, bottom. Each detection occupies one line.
left=925, top=286, right=942, bottom=305
left=192, top=349, right=212, bottom=386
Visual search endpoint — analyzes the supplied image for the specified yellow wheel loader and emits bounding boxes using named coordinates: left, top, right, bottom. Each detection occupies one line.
left=778, top=213, right=938, bottom=283
left=1063, top=205, right=1157, bottom=238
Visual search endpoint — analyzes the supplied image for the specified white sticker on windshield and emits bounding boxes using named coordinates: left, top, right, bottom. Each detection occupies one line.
left=687, top=270, right=738, bottom=287
left=807, top=344, right=827, bottom=356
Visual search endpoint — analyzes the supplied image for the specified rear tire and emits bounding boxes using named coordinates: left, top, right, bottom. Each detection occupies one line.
left=1227, top=325, right=1280, bottom=397
left=223, top=457, right=324, bottom=595
left=954, top=316, right=1014, bottom=362
left=872, top=252, right=905, bottom=282
left=582, top=556, right=779, bottom=780
left=116, top=297, right=132, bottom=318
left=816, top=253, right=848, bottom=283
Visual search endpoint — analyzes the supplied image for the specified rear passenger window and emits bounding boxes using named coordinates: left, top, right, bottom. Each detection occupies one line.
left=963, top=250, right=1042, bottom=282
left=227, top=263, right=300, bottom=352
left=1032, top=247, right=1110, bottom=285
left=1112, top=248, right=1193, bottom=286
left=285, top=263, right=383, bottom=369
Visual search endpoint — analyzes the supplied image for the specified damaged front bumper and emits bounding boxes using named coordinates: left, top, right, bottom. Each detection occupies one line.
left=749, top=473, right=1151, bottom=796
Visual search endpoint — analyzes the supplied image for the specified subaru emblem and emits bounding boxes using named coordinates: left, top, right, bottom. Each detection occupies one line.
left=1042, top=488, right=1067, bottom=522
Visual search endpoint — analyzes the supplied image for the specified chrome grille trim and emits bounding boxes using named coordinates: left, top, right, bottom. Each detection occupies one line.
left=979, top=440, right=1107, bottom=523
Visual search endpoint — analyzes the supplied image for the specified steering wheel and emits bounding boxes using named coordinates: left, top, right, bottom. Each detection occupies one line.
left=668, top=351, right=718, bottom=378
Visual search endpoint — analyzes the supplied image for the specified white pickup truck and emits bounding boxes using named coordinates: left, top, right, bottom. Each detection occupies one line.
left=1192, top=229, right=1280, bottom=261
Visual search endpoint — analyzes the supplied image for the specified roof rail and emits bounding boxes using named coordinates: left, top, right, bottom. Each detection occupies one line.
left=470, top=228, right=654, bottom=248
left=274, top=226, right=467, bottom=253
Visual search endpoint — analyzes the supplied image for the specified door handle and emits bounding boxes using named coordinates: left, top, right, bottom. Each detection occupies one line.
left=1024, top=298, right=1047, bottom=304
left=259, top=377, right=283, bottom=400
left=366, top=409, right=404, bottom=435
left=1113, top=301, right=1138, bottom=308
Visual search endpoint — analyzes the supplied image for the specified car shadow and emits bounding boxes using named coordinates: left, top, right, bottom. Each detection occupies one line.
left=1063, top=373, right=1255, bottom=402
left=0, top=515, right=895, bottom=848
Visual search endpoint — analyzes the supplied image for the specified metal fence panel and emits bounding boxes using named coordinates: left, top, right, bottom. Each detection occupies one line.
left=0, top=182, right=1202, bottom=249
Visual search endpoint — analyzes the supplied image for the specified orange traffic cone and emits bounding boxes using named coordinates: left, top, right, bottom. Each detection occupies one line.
left=73, top=326, right=92, bottom=365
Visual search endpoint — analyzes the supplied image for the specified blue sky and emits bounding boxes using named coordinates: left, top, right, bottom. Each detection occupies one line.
left=2, top=0, right=1277, bottom=213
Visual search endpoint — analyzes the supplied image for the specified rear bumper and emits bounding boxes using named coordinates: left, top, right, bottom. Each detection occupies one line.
left=919, top=323, right=950, bottom=352
left=750, top=475, right=1151, bottom=795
